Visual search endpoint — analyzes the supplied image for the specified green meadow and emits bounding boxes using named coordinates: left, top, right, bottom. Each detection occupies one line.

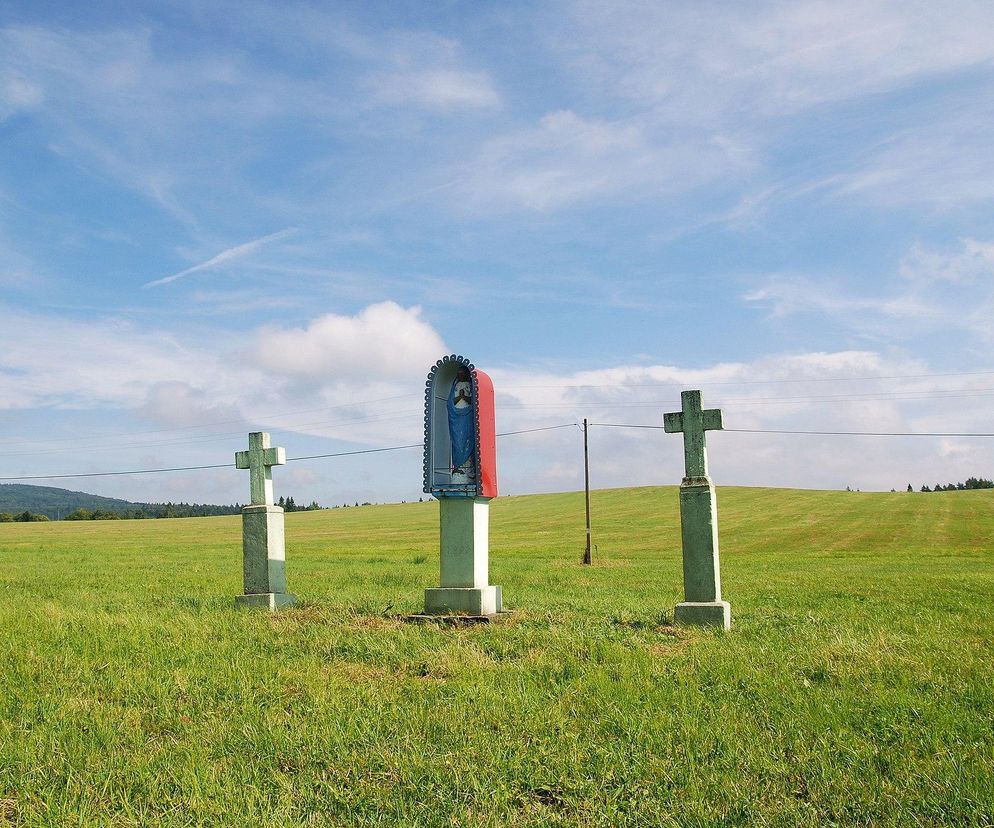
left=1, top=486, right=992, bottom=826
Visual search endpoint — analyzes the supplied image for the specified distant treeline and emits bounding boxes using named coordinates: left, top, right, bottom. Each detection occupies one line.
left=62, top=496, right=322, bottom=520
left=916, top=477, right=993, bottom=492
left=276, top=496, right=321, bottom=512
left=64, top=502, right=245, bottom=520
left=0, top=511, right=51, bottom=522
left=0, top=497, right=324, bottom=522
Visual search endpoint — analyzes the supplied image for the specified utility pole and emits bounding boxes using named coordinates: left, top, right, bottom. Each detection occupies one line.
left=583, top=418, right=592, bottom=565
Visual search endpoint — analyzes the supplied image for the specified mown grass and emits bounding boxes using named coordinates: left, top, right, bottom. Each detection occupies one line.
left=1, top=486, right=992, bottom=826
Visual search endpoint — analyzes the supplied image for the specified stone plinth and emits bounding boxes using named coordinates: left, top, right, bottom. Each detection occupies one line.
left=673, top=480, right=730, bottom=630
left=235, top=504, right=296, bottom=610
left=424, top=586, right=503, bottom=616
left=424, top=497, right=502, bottom=616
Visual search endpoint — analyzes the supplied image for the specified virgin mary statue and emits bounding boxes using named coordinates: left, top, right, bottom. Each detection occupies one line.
left=447, top=367, right=476, bottom=483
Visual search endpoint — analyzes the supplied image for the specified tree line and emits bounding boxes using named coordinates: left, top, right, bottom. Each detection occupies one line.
left=1, top=496, right=326, bottom=522
left=0, top=511, right=51, bottom=522
left=276, top=496, right=321, bottom=512
left=914, top=477, right=994, bottom=493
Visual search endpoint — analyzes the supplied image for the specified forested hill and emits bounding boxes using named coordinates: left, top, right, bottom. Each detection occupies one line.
left=0, top=484, right=242, bottom=520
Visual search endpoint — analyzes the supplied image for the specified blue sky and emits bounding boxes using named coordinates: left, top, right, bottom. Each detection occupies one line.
left=2, top=0, right=994, bottom=506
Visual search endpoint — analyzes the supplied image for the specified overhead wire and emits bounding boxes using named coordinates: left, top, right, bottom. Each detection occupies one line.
left=590, top=422, right=994, bottom=437
left=499, top=368, right=994, bottom=389
left=0, top=423, right=581, bottom=481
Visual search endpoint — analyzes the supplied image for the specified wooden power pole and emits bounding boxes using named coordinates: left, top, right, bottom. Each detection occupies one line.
left=583, top=418, right=592, bottom=565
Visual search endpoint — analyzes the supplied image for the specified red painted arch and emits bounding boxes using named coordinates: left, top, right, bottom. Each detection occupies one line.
left=473, top=368, right=498, bottom=499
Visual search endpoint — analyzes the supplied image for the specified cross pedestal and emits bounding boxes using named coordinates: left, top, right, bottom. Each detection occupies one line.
left=664, top=390, right=731, bottom=629
left=234, top=432, right=295, bottom=610
left=424, top=497, right=502, bottom=617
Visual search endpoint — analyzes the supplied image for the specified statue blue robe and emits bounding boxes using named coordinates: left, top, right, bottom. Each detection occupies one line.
left=447, top=380, right=475, bottom=471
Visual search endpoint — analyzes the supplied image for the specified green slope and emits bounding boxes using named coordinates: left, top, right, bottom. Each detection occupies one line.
left=0, top=483, right=138, bottom=517
left=0, top=486, right=992, bottom=826
left=0, top=483, right=241, bottom=519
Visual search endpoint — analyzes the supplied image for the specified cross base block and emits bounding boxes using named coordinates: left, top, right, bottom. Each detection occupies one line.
left=425, top=586, right=502, bottom=616
left=235, top=592, right=296, bottom=611
left=674, top=600, right=731, bottom=630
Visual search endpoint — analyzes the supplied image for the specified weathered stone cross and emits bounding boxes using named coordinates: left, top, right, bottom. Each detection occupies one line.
left=234, top=431, right=294, bottom=610
left=664, top=390, right=723, bottom=479
left=235, top=431, right=286, bottom=506
left=663, top=390, right=730, bottom=629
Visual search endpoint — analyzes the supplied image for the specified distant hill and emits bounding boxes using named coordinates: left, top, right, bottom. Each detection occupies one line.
left=0, top=484, right=242, bottom=520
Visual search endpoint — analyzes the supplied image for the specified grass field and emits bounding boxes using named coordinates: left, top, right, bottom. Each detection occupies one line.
left=1, top=485, right=992, bottom=826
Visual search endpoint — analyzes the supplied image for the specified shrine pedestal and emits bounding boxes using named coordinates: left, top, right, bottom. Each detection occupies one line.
left=424, top=497, right=502, bottom=616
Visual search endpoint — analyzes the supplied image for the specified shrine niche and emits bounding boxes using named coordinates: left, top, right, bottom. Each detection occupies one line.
left=423, top=355, right=498, bottom=500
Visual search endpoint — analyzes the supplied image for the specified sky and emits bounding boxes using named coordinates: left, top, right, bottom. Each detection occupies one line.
left=1, top=0, right=994, bottom=508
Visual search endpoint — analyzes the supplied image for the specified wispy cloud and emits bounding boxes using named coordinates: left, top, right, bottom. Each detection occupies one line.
left=143, top=228, right=297, bottom=288
left=455, top=0, right=994, bottom=215
left=369, top=68, right=500, bottom=110
left=556, top=0, right=994, bottom=117
left=458, top=110, right=750, bottom=211
left=743, top=238, right=994, bottom=341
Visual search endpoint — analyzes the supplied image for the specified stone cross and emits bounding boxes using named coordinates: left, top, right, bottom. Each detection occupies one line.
left=234, top=431, right=294, bottom=610
left=235, top=431, right=285, bottom=506
left=663, top=390, right=731, bottom=629
left=663, top=390, right=723, bottom=480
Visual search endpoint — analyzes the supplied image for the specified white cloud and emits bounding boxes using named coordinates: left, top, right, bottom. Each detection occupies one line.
left=489, top=349, right=994, bottom=494
left=1, top=302, right=990, bottom=500
left=253, top=301, right=447, bottom=382
left=134, top=381, right=245, bottom=430
left=0, top=310, right=233, bottom=410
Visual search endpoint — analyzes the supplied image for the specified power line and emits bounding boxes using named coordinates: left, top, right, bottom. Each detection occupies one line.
left=590, top=422, right=994, bottom=437
left=4, top=418, right=992, bottom=482
left=0, top=463, right=235, bottom=481
left=494, top=423, right=581, bottom=437
left=6, top=375, right=993, bottom=455
left=500, top=387, right=994, bottom=411
left=589, top=422, right=664, bottom=429
left=500, top=369, right=994, bottom=389
left=287, top=443, right=422, bottom=462
left=723, top=428, right=994, bottom=438
left=0, top=423, right=580, bottom=481
left=0, top=408, right=422, bottom=459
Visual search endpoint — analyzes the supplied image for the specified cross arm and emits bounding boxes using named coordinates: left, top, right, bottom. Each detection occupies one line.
left=235, top=450, right=250, bottom=469
left=702, top=408, right=723, bottom=431
left=663, top=411, right=684, bottom=433
left=263, top=447, right=286, bottom=466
